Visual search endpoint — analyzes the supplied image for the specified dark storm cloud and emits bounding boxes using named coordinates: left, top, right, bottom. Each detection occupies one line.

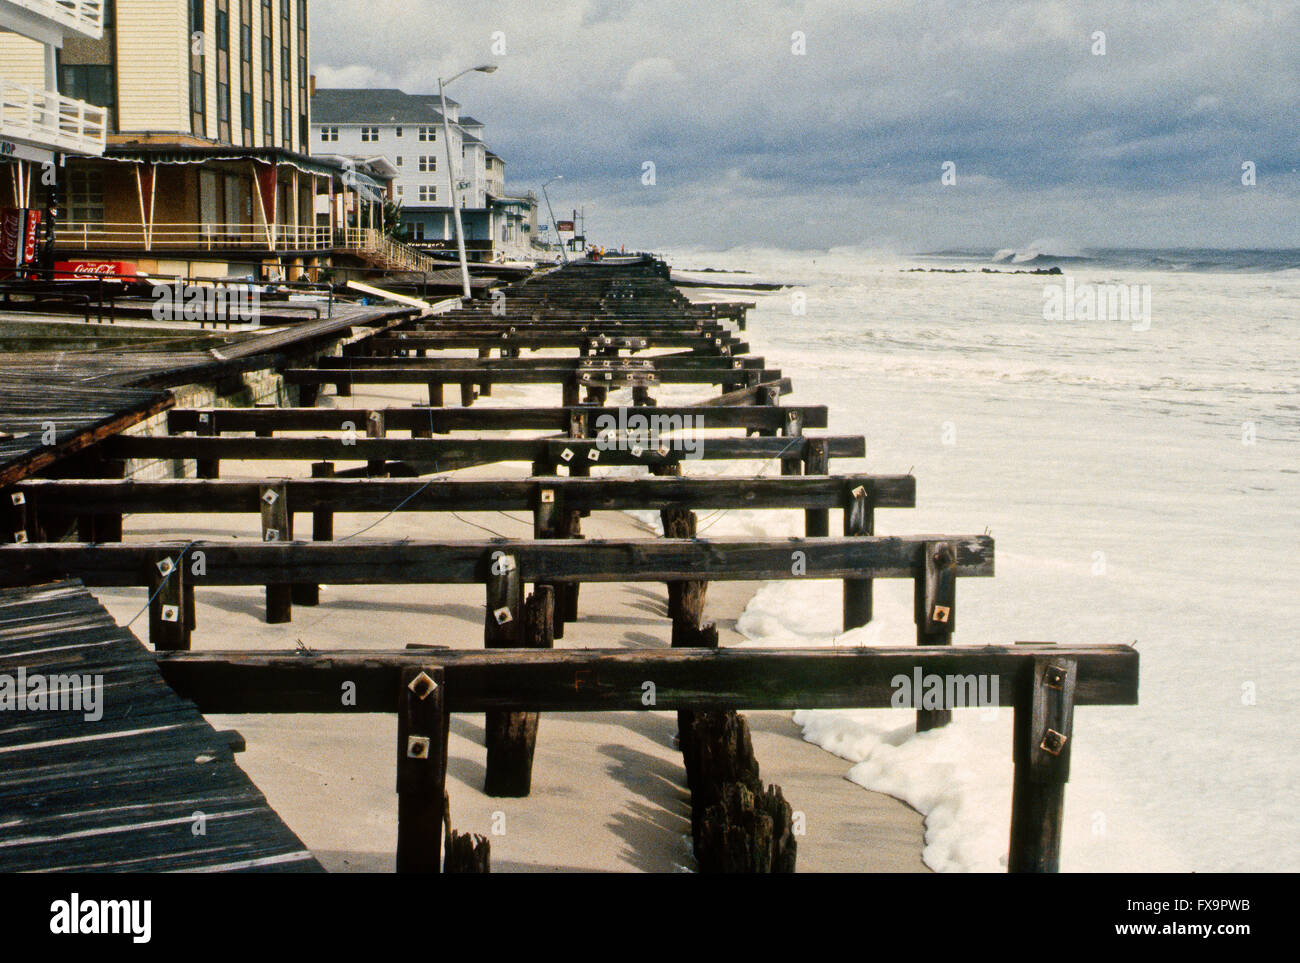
left=310, top=0, right=1300, bottom=249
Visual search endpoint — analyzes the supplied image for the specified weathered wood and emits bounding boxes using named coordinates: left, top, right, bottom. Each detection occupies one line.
left=292, top=462, right=333, bottom=606
left=147, top=552, right=188, bottom=651
left=483, top=552, right=527, bottom=796
left=444, top=831, right=490, bottom=872
left=102, top=433, right=867, bottom=468
left=780, top=408, right=804, bottom=476
left=1009, top=658, right=1078, bottom=873
left=915, top=540, right=957, bottom=731
left=365, top=409, right=386, bottom=477
left=15, top=473, right=916, bottom=516
left=0, top=580, right=320, bottom=873
left=168, top=401, right=830, bottom=438
left=259, top=481, right=292, bottom=624
left=681, top=710, right=796, bottom=873
left=484, top=586, right=553, bottom=798
left=0, top=535, right=996, bottom=587
left=396, top=666, right=449, bottom=874
left=155, top=644, right=1139, bottom=714
left=803, top=438, right=830, bottom=537
left=843, top=485, right=874, bottom=631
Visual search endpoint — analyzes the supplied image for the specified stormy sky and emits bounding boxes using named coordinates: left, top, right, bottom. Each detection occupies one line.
left=311, top=1, right=1300, bottom=252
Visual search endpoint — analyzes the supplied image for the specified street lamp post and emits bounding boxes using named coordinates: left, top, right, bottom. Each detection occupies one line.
left=438, top=64, right=497, bottom=299
left=542, top=174, right=567, bottom=265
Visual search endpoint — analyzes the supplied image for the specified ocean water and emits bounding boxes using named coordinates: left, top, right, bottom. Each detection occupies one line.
left=660, top=244, right=1300, bottom=872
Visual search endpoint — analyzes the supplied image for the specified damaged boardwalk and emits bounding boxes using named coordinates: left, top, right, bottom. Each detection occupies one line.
left=0, top=256, right=1138, bottom=873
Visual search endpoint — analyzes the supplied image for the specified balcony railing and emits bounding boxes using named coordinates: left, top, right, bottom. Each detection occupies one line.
left=4, top=0, right=104, bottom=39
left=0, top=78, right=105, bottom=156
left=57, top=222, right=334, bottom=251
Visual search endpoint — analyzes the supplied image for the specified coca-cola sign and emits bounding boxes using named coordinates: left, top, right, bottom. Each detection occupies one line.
left=55, top=260, right=140, bottom=279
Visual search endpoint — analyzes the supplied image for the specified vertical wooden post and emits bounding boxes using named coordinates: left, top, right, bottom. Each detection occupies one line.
left=562, top=377, right=580, bottom=407
left=396, top=666, right=449, bottom=873
left=336, top=374, right=352, bottom=398
left=483, top=552, right=528, bottom=796
left=477, top=346, right=492, bottom=397
left=484, top=586, right=553, bottom=797
left=260, top=481, right=292, bottom=624
left=365, top=409, right=386, bottom=477
left=915, top=540, right=957, bottom=731
left=6, top=491, right=29, bottom=544
left=803, top=438, right=829, bottom=537
left=460, top=380, right=477, bottom=407
left=1009, top=658, right=1077, bottom=873
left=298, top=382, right=320, bottom=408
left=293, top=461, right=333, bottom=605
left=148, top=553, right=189, bottom=651
left=428, top=382, right=444, bottom=408
left=842, top=484, right=874, bottom=630
left=196, top=411, right=219, bottom=480
left=756, top=384, right=781, bottom=435
left=780, top=408, right=803, bottom=477
left=533, top=481, right=566, bottom=640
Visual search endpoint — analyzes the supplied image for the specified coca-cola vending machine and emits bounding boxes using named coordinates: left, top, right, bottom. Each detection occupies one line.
left=0, top=207, right=43, bottom=279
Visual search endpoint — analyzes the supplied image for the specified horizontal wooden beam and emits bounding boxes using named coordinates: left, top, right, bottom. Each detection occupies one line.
left=154, top=645, right=1138, bottom=713
left=314, top=356, right=768, bottom=372
left=100, top=434, right=865, bottom=464
left=165, top=405, right=830, bottom=434
left=15, top=474, right=915, bottom=514
left=0, top=534, right=994, bottom=587
left=281, top=367, right=781, bottom=386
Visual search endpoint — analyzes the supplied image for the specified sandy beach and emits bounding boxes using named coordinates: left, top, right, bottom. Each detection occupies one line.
left=89, top=376, right=929, bottom=873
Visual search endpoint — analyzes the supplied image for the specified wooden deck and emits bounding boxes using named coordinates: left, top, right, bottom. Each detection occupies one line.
left=0, top=579, right=321, bottom=872
left=0, top=302, right=417, bottom=488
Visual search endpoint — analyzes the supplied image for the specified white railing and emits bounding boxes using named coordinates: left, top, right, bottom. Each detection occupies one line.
left=58, top=221, right=335, bottom=251
left=5, top=0, right=104, bottom=39
left=0, top=77, right=105, bottom=155
left=338, top=226, right=444, bottom=273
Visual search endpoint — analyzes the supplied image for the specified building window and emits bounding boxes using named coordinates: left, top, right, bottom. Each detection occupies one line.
left=66, top=167, right=105, bottom=224
left=360, top=126, right=379, bottom=142
left=190, top=0, right=207, bottom=136
left=395, top=186, right=403, bottom=198
left=394, top=155, right=402, bottom=167
left=215, top=0, right=231, bottom=142
left=418, top=155, right=435, bottom=172
left=394, top=126, right=402, bottom=137
left=261, top=0, right=273, bottom=146
left=320, top=126, right=338, bottom=141
left=418, top=186, right=437, bottom=202
left=418, top=126, right=436, bottom=141
left=240, top=0, right=253, bottom=145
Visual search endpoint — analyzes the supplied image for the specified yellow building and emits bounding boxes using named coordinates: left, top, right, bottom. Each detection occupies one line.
left=0, top=0, right=384, bottom=280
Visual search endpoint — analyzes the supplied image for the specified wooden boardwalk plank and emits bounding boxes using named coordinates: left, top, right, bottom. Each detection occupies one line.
left=0, top=580, right=321, bottom=873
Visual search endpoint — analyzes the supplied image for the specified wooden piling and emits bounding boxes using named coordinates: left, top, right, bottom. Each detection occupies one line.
left=292, top=462, right=333, bottom=606
left=396, top=666, right=449, bottom=873
left=483, top=552, right=528, bottom=796
left=147, top=553, right=188, bottom=651
left=196, top=411, right=218, bottom=480
left=484, top=585, right=553, bottom=798
left=260, top=481, right=292, bottom=624
left=843, top=485, right=874, bottom=631
left=1009, top=657, right=1077, bottom=873
left=803, top=439, right=829, bottom=537
left=915, top=540, right=956, bottom=731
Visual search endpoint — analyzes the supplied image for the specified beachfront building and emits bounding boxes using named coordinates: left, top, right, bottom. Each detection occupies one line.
left=0, top=0, right=108, bottom=271
left=310, top=86, right=537, bottom=262
left=0, top=0, right=394, bottom=280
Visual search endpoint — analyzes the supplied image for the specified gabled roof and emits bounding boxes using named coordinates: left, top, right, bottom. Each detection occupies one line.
left=311, top=88, right=450, bottom=125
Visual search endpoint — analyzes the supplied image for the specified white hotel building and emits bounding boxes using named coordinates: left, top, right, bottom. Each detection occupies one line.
left=310, top=86, right=535, bottom=261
